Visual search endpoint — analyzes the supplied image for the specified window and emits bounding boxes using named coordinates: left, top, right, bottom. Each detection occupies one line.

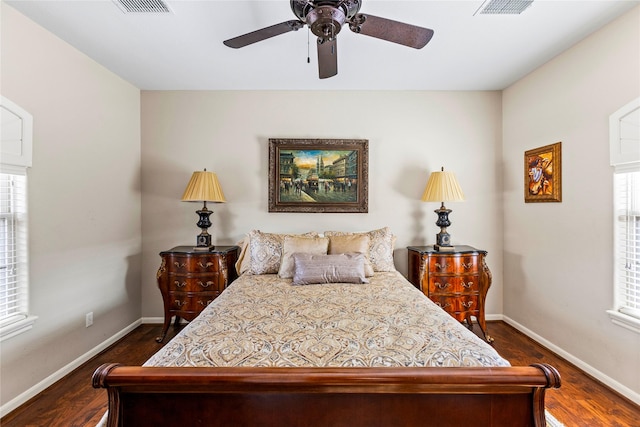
left=0, top=97, right=34, bottom=340
left=0, top=172, right=29, bottom=331
left=608, top=97, right=640, bottom=333
left=613, top=169, right=640, bottom=318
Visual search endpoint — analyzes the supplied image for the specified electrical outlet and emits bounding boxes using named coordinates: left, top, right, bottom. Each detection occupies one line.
left=86, top=312, right=93, bottom=327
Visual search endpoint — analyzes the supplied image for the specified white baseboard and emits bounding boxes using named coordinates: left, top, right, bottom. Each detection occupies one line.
left=141, top=316, right=188, bottom=325
left=141, top=316, right=164, bottom=324
left=503, top=316, right=640, bottom=406
left=0, top=319, right=142, bottom=418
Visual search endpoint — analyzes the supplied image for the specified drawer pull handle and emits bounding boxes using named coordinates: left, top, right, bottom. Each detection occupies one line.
left=198, top=262, right=214, bottom=269
left=462, top=281, right=474, bottom=288
left=173, top=262, right=187, bottom=269
left=436, top=302, right=452, bottom=309
left=174, top=281, right=187, bottom=288
left=174, top=300, right=186, bottom=307
left=198, top=281, right=214, bottom=288
left=462, top=301, right=474, bottom=308
left=462, top=262, right=473, bottom=270
left=435, top=262, right=449, bottom=271
left=435, top=282, right=451, bottom=290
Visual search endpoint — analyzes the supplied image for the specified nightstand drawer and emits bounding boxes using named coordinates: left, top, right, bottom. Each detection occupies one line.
left=168, top=255, right=222, bottom=273
left=168, top=275, right=223, bottom=292
left=429, top=275, right=480, bottom=294
left=428, top=255, right=480, bottom=275
left=430, top=295, right=479, bottom=313
left=170, top=292, right=219, bottom=313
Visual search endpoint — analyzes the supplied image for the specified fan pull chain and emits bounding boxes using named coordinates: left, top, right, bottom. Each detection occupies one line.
left=307, top=28, right=311, bottom=63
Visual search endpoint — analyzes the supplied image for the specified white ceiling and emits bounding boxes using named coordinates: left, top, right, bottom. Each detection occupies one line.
left=6, top=0, right=639, bottom=90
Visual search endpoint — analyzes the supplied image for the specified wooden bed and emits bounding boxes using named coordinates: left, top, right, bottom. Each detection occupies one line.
left=93, top=362, right=560, bottom=427
left=93, top=229, right=560, bottom=426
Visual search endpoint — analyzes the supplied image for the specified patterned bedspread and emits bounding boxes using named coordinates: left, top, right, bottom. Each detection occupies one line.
left=145, top=271, right=509, bottom=368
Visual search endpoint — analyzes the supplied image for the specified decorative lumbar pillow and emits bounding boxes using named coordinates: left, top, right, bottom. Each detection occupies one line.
left=278, top=236, right=329, bottom=279
left=327, top=234, right=374, bottom=277
left=324, top=227, right=396, bottom=272
left=248, top=230, right=318, bottom=275
left=292, top=253, right=369, bottom=285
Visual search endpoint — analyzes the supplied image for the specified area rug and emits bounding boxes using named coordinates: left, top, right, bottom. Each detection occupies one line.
left=546, top=410, right=565, bottom=427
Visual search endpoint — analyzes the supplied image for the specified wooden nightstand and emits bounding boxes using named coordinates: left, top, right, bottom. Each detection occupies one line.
left=156, top=245, right=238, bottom=343
left=407, top=245, right=493, bottom=343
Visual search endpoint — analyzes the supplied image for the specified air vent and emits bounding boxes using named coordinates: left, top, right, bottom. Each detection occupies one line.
left=113, top=0, right=172, bottom=13
left=475, top=0, right=533, bottom=15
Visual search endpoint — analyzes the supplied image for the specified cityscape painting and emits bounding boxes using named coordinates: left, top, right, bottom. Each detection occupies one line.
left=269, top=139, right=368, bottom=213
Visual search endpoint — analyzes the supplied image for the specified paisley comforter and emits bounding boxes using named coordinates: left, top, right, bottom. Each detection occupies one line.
left=145, top=271, right=509, bottom=368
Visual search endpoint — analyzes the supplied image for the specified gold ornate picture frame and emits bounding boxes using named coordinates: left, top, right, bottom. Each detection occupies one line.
left=268, top=138, right=368, bottom=213
left=524, top=142, right=562, bottom=203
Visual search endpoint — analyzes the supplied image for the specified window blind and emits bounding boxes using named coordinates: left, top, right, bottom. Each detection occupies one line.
left=614, top=170, right=640, bottom=319
left=0, top=172, right=28, bottom=327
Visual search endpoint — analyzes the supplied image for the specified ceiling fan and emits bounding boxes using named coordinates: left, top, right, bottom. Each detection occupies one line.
left=223, top=0, right=434, bottom=79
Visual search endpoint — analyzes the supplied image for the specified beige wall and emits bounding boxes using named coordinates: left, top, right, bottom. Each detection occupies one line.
left=502, top=6, right=640, bottom=402
left=140, top=90, right=504, bottom=319
left=3, top=0, right=639, bottom=415
left=0, top=3, right=142, bottom=411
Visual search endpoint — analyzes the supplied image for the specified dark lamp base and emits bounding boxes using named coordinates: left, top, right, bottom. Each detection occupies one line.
left=435, top=230, right=451, bottom=247
left=193, top=228, right=214, bottom=252
left=190, top=203, right=216, bottom=251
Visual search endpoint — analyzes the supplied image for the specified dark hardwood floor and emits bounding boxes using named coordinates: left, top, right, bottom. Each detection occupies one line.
left=1, top=321, right=638, bottom=426
left=487, top=322, right=639, bottom=426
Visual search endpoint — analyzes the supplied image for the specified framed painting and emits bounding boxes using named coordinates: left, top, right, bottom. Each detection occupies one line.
left=268, top=138, right=368, bottom=213
left=524, top=142, right=562, bottom=203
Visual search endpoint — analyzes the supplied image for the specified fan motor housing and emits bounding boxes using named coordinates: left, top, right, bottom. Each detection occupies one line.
left=306, top=6, right=346, bottom=39
left=291, top=0, right=362, bottom=22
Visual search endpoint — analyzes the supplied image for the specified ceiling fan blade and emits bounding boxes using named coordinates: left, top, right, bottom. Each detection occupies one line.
left=351, top=14, right=434, bottom=49
left=317, top=38, right=338, bottom=79
left=223, top=20, right=305, bottom=48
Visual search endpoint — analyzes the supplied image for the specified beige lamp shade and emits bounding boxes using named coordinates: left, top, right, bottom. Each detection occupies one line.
left=421, top=168, right=464, bottom=250
left=421, top=168, right=465, bottom=202
left=181, top=169, right=225, bottom=249
left=181, top=170, right=226, bottom=203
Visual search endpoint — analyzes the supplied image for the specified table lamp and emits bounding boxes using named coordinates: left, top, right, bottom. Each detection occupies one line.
left=421, top=167, right=465, bottom=251
left=181, top=169, right=226, bottom=250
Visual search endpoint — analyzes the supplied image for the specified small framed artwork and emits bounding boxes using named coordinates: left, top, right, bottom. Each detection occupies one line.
left=268, top=138, right=368, bottom=213
left=524, top=142, right=562, bottom=203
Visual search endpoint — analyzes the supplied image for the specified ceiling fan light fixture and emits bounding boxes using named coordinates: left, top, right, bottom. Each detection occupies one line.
left=476, top=0, right=533, bottom=15
left=223, top=0, right=435, bottom=79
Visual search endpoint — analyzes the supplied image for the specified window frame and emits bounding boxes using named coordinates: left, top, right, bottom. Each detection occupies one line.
left=608, top=97, right=640, bottom=333
left=0, top=97, right=35, bottom=341
left=608, top=166, right=640, bottom=333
